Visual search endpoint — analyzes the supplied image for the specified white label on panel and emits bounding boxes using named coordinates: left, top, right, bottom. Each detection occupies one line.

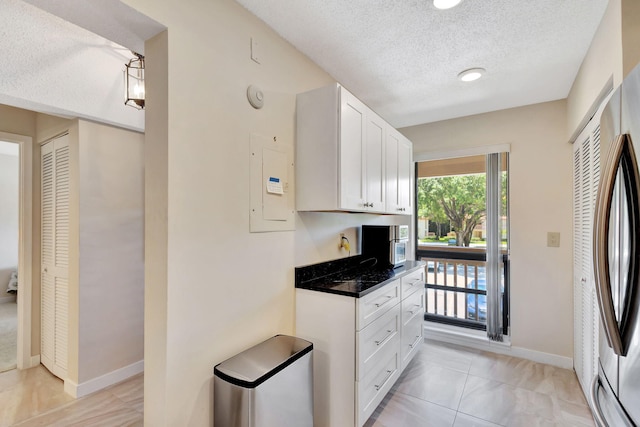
left=262, top=147, right=288, bottom=221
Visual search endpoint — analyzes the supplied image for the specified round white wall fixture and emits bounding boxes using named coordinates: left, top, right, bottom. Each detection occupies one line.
left=458, top=68, right=485, bottom=82
left=433, top=0, right=462, bottom=10
left=247, top=85, right=264, bottom=109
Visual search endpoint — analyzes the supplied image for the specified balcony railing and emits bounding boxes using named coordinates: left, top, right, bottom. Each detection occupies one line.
left=417, top=247, right=509, bottom=334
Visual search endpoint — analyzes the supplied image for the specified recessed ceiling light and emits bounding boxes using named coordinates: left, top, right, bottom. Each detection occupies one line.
left=458, top=68, right=485, bottom=82
left=433, top=0, right=462, bottom=10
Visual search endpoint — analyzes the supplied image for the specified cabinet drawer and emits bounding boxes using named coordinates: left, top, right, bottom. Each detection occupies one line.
left=357, top=350, right=400, bottom=427
left=401, top=268, right=425, bottom=299
left=401, top=289, right=424, bottom=326
left=356, top=304, right=400, bottom=380
left=357, top=280, right=401, bottom=329
left=401, top=309, right=423, bottom=368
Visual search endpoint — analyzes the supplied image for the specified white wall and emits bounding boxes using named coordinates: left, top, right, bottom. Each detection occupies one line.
left=76, top=119, right=144, bottom=384
left=401, top=100, right=573, bottom=359
left=125, top=0, right=413, bottom=424
left=0, top=149, right=19, bottom=292
left=133, top=0, right=333, bottom=424
left=295, top=212, right=411, bottom=267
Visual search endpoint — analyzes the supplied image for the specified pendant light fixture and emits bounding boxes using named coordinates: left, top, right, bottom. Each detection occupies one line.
left=124, top=52, right=145, bottom=109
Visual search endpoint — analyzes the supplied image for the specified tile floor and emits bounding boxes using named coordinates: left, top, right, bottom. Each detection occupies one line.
left=0, top=365, right=142, bottom=427
left=0, top=339, right=594, bottom=427
left=365, top=339, right=595, bottom=427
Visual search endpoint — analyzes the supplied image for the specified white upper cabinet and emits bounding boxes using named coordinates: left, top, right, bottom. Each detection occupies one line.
left=363, top=108, right=386, bottom=212
left=385, top=128, right=412, bottom=214
left=339, top=89, right=367, bottom=210
left=297, top=83, right=412, bottom=214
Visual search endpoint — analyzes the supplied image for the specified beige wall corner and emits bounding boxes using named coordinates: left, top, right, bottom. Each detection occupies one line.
left=143, top=29, right=169, bottom=427
left=76, top=119, right=144, bottom=384
left=567, top=0, right=622, bottom=140
left=402, top=100, right=573, bottom=359
left=622, top=0, right=640, bottom=78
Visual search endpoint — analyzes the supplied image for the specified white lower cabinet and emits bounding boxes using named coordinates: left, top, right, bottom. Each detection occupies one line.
left=296, top=266, right=425, bottom=427
left=357, top=349, right=400, bottom=426
left=400, top=288, right=425, bottom=368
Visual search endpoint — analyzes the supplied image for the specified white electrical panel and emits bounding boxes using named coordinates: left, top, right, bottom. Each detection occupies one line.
left=250, top=133, right=295, bottom=232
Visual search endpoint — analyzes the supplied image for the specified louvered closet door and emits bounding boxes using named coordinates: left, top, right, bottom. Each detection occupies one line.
left=41, top=134, right=70, bottom=380
left=572, top=111, right=604, bottom=397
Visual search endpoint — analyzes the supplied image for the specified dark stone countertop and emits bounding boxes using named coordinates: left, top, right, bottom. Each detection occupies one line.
left=295, top=256, right=426, bottom=298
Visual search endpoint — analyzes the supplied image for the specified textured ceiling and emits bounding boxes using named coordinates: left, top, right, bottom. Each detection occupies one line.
left=22, top=0, right=165, bottom=55
left=0, top=0, right=164, bottom=131
left=235, top=0, right=609, bottom=127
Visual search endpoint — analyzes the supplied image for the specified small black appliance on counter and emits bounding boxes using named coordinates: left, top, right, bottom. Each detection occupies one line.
left=361, top=224, right=408, bottom=268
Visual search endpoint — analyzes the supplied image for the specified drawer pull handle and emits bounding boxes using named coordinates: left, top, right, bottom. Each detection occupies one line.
left=374, top=369, right=394, bottom=391
left=374, top=295, right=394, bottom=308
left=409, top=304, right=423, bottom=315
left=409, top=335, right=422, bottom=349
left=375, top=329, right=394, bottom=347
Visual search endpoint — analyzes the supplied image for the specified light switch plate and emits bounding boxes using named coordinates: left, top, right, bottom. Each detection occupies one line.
left=547, top=232, right=560, bottom=248
left=251, top=37, right=260, bottom=63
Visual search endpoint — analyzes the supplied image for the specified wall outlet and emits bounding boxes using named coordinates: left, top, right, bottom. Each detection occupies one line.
left=547, top=232, right=560, bottom=248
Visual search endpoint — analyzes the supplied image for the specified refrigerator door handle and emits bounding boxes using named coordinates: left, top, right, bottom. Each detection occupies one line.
left=593, top=133, right=628, bottom=356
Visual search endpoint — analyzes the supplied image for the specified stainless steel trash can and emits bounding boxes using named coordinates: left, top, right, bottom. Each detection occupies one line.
left=213, top=334, right=313, bottom=427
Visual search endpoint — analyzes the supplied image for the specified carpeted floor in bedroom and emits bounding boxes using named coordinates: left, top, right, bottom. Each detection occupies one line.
left=0, top=301, right=17, bottom=373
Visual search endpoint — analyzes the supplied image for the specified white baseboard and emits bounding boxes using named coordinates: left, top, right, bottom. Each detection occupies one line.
left=424, top=323, right=573, bottom=370
left=0, top=295, right=16, bottom=304
left=64, top=360, right=144, bottom=398
left=29, top=355, right=40, bottom=368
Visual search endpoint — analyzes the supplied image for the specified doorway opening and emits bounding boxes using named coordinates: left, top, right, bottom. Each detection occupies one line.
left=415, top=153, right=510, bottom=339
left=0, top=132, right=34, bottom=373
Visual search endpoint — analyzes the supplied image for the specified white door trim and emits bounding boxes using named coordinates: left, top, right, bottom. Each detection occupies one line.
left=0, top=131, right=35, bottom=370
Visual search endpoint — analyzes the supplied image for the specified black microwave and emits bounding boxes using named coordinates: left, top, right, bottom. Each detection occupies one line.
left=362, top=225, right=408, bottom=268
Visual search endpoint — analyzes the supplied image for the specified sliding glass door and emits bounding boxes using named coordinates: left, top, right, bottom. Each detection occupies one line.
left=415, top=153, right=509, bottom=340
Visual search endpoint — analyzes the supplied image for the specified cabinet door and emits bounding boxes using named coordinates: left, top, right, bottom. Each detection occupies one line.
left=365, top=112, right=385, bottom=212
left=397, top=136, right=412, bottom=213
left=385, top=129, right=412, bottom=215
left=385, top=130, right=400, bottom=213
left=340, top=89, right=366, bottom=210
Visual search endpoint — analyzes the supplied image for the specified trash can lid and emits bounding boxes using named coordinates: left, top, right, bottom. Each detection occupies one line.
left=213, top=334, right=313, bottom=389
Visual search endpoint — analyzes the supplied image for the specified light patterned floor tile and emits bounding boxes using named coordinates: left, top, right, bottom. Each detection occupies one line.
left=453, top=412, right=504, bottom=427
left=0, top=339, right=596, bottom=427
left=458, top=374, right=557, bottom=425
left=13, top=390, right=142, bottom=427
left=364, top=389, right=457, bottom=427
left=417, top=340, right=480, bottom=373
left=0, top=366, right=74, bottom=427
left=394, top=360, right=468, bottom=410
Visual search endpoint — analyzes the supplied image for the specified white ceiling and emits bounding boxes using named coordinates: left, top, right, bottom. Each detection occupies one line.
left=0, top=0, right=164, bottom=132
left=235, top=0, right=609, bottom=127
left=22, top=0, right=165, bottom=55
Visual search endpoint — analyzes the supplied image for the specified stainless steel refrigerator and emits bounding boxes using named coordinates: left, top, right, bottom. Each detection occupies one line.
left=592, top=65, right=640, bottom=426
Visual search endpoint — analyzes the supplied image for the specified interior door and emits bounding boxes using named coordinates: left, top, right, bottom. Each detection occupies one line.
left=40, top=134, right=70, bottom=379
